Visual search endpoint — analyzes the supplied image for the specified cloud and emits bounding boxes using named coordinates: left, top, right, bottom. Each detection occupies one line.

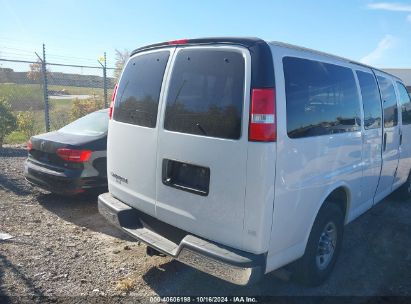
left=360, top=35, right=397, bottom=65
left=367, top=2, right=411, bottom=22
left=368, top=2, right=411, bottom=11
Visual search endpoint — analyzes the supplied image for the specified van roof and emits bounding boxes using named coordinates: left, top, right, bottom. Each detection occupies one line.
left=131, top=37, right=275, bottom=88
left=268, top=41, right=402, bottom=81
left=130, top=37, right=266, bottom=55
left=130, top=37, right=402, bottom=83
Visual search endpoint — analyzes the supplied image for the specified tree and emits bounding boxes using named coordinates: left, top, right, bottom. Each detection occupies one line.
left=114, top=49, right=130, bottom=82
left=0, top=97, right=17, bottom=148
left=27, top=60, right=42, bottom=83
left=27, top=60, right=50, bottom=85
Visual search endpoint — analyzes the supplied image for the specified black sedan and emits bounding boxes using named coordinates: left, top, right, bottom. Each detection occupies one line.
left=24, top=109, right=109, bottom=195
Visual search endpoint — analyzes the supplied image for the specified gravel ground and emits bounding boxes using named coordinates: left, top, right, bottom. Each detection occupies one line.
left=1, top=145, right=411, bottom=302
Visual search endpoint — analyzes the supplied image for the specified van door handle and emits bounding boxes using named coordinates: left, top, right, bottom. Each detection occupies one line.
left=400, top=133, right=403, bottom=146
left=383, top=132, right=387, bottom=151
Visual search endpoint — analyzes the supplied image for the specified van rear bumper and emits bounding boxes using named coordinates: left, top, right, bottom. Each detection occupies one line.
left=98, top=192, right=266, bottom=285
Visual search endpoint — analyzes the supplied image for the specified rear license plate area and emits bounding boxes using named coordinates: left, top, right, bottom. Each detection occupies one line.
left=162, top=159, right=210, bottom=196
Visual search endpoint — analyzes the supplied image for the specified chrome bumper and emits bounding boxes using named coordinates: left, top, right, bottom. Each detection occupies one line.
left=98, top=192, right=265, bottom=285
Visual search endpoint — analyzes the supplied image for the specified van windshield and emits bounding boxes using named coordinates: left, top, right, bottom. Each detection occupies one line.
left=164, top=49, right=245, bottom=140
left=59, top=111, right=108, bottom=136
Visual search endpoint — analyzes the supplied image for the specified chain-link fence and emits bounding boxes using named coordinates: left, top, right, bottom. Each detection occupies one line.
left=0, top=45, right=115, bottom=145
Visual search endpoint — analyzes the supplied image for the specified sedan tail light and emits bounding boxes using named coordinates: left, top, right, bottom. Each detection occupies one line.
left=56, top=148, right=92, bottom=163
left=27, top=139, right=33, bottom=151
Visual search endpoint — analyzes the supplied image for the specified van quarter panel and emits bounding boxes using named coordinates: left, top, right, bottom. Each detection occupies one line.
left=266, top=46, right=364, bottom=272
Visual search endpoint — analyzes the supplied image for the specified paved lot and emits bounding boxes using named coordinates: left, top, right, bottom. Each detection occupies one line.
left=0, top=146, right=410, bottom=302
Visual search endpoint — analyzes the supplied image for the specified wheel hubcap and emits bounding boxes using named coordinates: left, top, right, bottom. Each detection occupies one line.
left=316, top=221, right=337, bottom=270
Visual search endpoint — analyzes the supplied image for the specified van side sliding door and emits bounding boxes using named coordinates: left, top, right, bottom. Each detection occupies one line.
left=373, top=72, right=401, bottom=202
left=355, top=69, right=383, bottom=213
left=393, top=82, right=411, bottom=188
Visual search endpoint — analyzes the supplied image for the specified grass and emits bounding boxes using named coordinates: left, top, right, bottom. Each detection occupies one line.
left=4, top=131, right=28, bottom=145
left=0, top=83, right=111, bottom=110
left=115, top=277, right=136, bottom=292
left=1, top=82, right=111, bottom=144
left=0, top=83, right=43, bottom=111
left=49, top=98, right=72, bottom=110
left=48, top=84, right=105, bottom=96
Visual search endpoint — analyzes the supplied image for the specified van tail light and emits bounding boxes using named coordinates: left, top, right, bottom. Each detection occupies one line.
left=56, top=148, right=92, bottom=163
left=249, top=88, right=276, bottom=142
left=27, top=139, right=33, bottom=151
left=109, top=83, right=118, bottom=120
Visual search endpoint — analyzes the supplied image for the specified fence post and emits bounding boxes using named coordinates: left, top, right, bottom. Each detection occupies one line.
left=103, top=52, right=107, bottom=108
left=41, top=43, right=50, bottom=132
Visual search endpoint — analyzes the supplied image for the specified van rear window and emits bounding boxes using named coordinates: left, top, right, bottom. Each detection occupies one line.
left=164, top=49, right=245, bottom=140
left=113, top=51, right=170, bottom=127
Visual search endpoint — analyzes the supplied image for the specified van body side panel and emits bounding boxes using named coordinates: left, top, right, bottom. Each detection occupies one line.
left=266, top=46, right=364, bottom=272
left=393, top=81, right=411, bottom=189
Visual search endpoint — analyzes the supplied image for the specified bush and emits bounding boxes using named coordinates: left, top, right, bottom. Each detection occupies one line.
left=16, top=111, right=40, bottom=140
left=70, top=98, right=104, bottom=121
left=50, top=107, right=71, bottom=130
left=0, top=97, right=17, bottom=148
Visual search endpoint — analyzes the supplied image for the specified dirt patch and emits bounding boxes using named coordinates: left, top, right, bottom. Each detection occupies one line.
left=0, top=145, right=411, bottom=301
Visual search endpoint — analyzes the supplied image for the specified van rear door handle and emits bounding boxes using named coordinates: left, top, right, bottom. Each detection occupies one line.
left=400, top=133, right=403, bottom=146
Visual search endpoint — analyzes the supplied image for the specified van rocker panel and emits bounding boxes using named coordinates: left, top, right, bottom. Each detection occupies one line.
left=98, top=192, right=266, bottom=285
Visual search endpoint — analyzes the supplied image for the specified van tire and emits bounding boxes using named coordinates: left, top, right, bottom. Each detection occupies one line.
left=292, top=202, right=344, bottom=286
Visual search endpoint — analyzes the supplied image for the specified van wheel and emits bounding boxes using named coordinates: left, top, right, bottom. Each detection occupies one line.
left=292, top=202, right=344, bottom=286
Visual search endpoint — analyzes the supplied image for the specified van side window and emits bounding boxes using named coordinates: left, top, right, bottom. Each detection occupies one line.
left=377, top=76, right=398, bottom=128
left=397, top=82, right=411, bottom=125
left=164, top=49, right=245, bottom=140
left=356, top=71, right=382, bottom=130
left=283, top=57, right=361, bottom=138
left=113, top=51, right=170, bottom=127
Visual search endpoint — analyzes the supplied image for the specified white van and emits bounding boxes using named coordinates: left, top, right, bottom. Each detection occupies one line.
left=98, top=38, right=411, bottom=286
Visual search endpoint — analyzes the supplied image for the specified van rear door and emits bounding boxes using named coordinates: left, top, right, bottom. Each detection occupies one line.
left=108, top=49, right=174, bottom=217
left=155, top=46, right=250, bottom=250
